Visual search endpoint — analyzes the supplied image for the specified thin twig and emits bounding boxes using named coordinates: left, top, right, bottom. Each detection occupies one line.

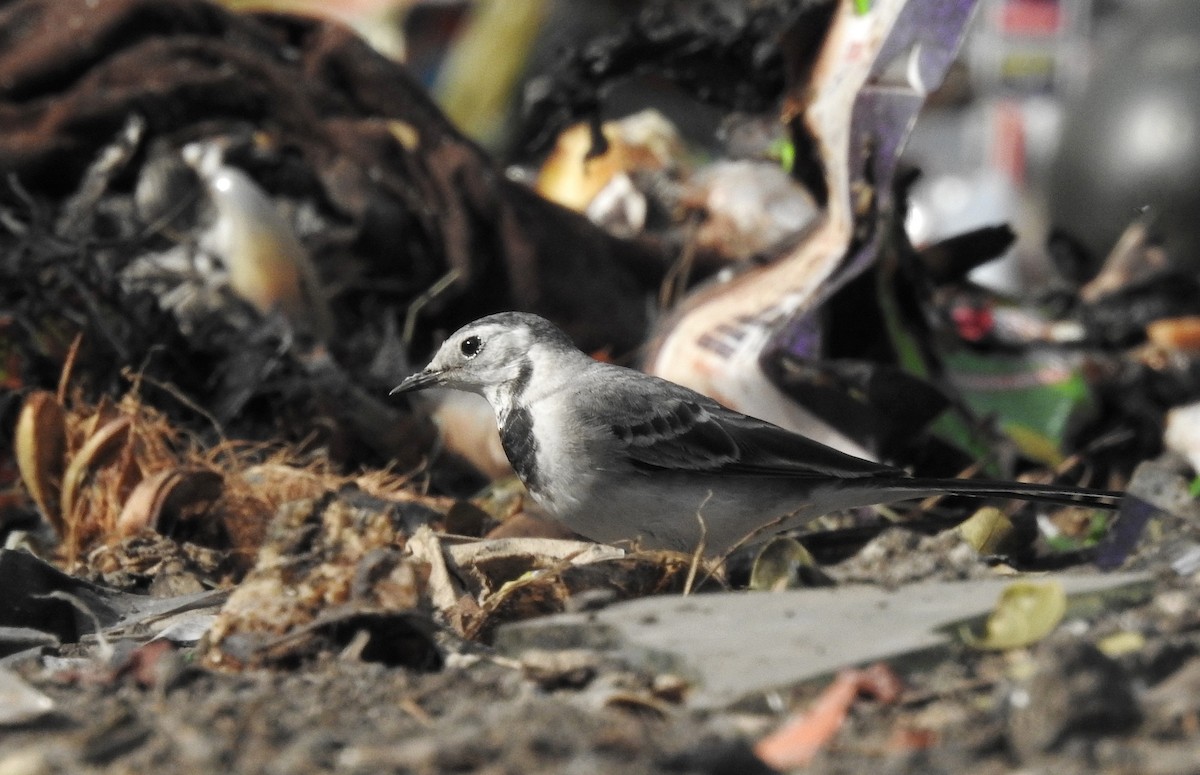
left=124, top=366, right=227, bottom=441
left=402, top=268, right=463, bottom=352
left=61, top=260, right=129, bottom=362
left=56, top=333, right=84, bottom=403
left=659, top=216, right=700, bottom=309
left=697, top=504, right=809, bottom=589
left=398, top=697, right=434, bottom=728
left=683, top=492, right=713, bottom=595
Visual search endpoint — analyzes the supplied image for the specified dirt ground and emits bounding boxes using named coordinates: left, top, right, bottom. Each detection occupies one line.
left=3, top=512, right=1200, bottom=775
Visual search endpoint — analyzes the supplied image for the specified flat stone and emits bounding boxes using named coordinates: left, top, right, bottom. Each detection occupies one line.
left=495, top=573, right=1151, bottom=709
left=0, top=668, right=54, bottom=725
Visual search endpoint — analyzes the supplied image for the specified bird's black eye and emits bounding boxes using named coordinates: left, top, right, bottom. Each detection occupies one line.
left=460, top=335, right=482, bottom=359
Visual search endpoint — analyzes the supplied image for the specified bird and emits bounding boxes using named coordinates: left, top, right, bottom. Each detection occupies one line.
left=391, top=312, right=1123, bottom=554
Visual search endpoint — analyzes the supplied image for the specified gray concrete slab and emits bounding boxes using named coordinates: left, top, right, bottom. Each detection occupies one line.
left=496, top=573, right=1151, bottom=709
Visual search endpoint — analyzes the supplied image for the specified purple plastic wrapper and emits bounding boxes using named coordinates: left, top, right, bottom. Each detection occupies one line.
left=1094, top=496, right=1156, bottom=571
left=770, top=0, right=979, bottom=360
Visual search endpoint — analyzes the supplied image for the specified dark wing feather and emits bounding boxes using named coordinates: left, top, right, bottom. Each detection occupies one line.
left=715, top=408, right=905, bottom=479
left=608, top=389, right=902, bottom=480
left=612, top=399, right=740, bottom=470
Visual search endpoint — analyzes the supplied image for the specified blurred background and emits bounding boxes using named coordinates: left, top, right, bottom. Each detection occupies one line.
left=224, top=0, right=1200, bottom=294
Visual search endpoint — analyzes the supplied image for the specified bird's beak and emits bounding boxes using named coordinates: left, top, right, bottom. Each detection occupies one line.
left=389, top=368, right=443, bottom=396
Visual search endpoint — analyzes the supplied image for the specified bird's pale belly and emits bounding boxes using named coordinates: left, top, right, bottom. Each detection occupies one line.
left=538, top=469, right=941, bottom=554
left=536, top=470, right=812, bottom=553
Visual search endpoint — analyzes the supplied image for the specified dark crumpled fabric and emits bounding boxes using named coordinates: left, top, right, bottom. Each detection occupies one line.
left=0, top=0, right=663, bottom=353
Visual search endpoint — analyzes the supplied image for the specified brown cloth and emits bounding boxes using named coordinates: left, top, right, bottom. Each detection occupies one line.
left=0, top=0, right=663, bottom=352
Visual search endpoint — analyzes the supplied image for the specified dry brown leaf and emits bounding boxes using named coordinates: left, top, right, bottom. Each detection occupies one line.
left=70, top=394, right=119, bottom=452
left=14, top=385, right=447, bottom=577
left=111, top=432, right=144, bottom=513
left=406, top=526, right=463, bottom=613
left=116, top=467, right=224, bottom=538
left=14, top=390, right=67, bottom=535
left=60, top=416, right=132, bottom=531
left=204, top=495, right=435, bottom=669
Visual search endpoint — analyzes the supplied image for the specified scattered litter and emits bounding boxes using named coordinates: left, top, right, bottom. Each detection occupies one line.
left=0, top=669, right=55, bottom=726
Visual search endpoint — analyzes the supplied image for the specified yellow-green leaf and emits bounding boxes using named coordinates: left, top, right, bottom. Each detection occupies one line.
left=750, top=537, right=830, bottom=591
left=957, top=506, right=1014, bottom=554
left=961, top=581, right=1066, bottom=650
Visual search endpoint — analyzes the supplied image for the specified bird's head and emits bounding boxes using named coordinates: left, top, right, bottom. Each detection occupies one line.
left=391, top=312, right=578, bottom=401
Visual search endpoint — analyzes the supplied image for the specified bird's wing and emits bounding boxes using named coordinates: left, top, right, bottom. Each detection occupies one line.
left=602, top=380, right=902, bottom=480
left=716, top=408, right=905, bottom=479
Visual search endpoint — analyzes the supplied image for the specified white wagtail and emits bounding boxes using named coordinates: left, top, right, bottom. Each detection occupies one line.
left=392, top=312, right=1122, bottom=554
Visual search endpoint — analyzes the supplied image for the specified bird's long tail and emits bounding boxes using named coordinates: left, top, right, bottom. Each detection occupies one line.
left=871, top=477, right=1123, bottom=510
